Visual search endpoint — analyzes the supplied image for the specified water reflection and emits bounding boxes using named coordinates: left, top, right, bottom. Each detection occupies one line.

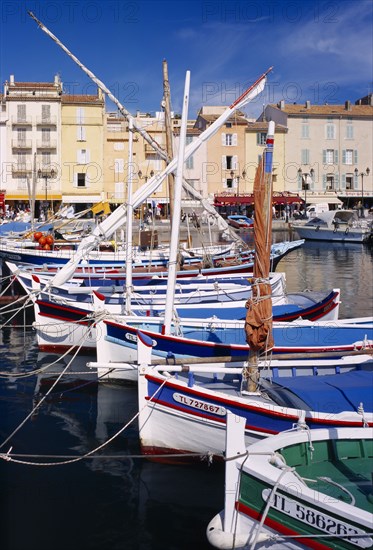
left=1, top=236, right=372, bottom=549
left=242, top=230, right=373, bottom=318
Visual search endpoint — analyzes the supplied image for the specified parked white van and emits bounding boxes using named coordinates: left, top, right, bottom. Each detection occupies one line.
left=306, top=203, right=330, bottom=217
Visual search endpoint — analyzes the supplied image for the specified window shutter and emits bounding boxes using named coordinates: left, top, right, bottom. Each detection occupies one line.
left=341, top=174, right=346, bottom=189
left=42, top=128, right=50, bottom=143
left=115, top=158, right=124, bottom=173
left=233, top=155, right=238, bottom=170
left=354, top=173, right=358, bottom=189
left=17, top=104, right=26, bottom=122
left=77, top=126, right=86, bottom=141
left=342, top=150, right=346, bottom=164
left=322, top=150, right=326, bottom=164
left=221, top=156, right=227, bottom=170
left=256, top=133, right=261, bottom=145
left=74, top=173, right=78, bottom=187
left=115, top=182, right=125, bottom=200
left=354, top=150, right=358, bottom=164
left=85, top=149, right=90, bottom=164
left=334, top=174, right=339, bottom=189
left=221, top=133, right=226, bottom=146
left=85, top=171, right=90, bottom=188
left=334, top=150, right=338, bottom=163
left=301, top=125, right=309, bottom=139
left=346, top=125, right=353, bottom=139
left=42, top=105, right=50, bottom=122
left=232, top=133, right=237, bottom=146
left=302, top=149, right=309, bottom=164
left=322, top=174, right=327, bottom=190
left=42, top=152, right=50, bottom=167
left=76, top=108, right=84, bottom=124
left=77, top=150, right=85, bottom=164
left=18, top=128, right=26, bottom=142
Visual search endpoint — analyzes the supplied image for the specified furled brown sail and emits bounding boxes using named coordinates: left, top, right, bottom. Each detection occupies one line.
left=244, top=122, right=275, bottom=390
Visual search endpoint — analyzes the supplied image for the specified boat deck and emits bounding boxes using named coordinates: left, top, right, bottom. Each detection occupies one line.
left=281, top=438, right=373, bottom=512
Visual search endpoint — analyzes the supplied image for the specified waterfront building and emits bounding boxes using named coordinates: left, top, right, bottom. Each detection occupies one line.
left=1, top=75, right=371, bottom=217
left=1, top=75, right=62, bottom=217
left=61, top=90, right=105, bottom=212
left=193, top=107, right=247, bottom=202
left=245, top=121, right=289, bottom=203
left=173, top=124, right=206, bottom=213
left=104, top=111, right=177, bottom=215
left=261, top=97, right=373, bottom=209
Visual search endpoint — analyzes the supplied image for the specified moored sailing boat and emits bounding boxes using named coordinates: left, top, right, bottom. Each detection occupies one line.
left=133, top=122, right=373, bottom=460
left=207, top=413, right=373, bottom=549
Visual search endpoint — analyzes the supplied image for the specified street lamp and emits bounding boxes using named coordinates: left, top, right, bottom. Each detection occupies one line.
left=138, top=169, right=154, bottom=183
left=354, top=167, right=370, bottom=218
left=138, top=170, right=155, bottom=217
left=298, top=168, right=313, bottom=219
left=37, top=167, right=55, bottom=219
left=231, top=169, right=247, bottom=212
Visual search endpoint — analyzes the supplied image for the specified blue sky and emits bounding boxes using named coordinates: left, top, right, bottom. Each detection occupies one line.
left=1, top=0, right=372, bottom=118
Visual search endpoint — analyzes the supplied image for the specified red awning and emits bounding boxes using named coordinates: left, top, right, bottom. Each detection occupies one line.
left=272, top=195, right=303, bottom=205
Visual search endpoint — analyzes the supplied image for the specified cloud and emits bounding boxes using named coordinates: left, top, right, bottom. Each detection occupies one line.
left=281, top=0, right=373, bottom=80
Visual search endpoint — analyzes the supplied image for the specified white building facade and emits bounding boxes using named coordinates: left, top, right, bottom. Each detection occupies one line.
left=1, top=74, right=62, bottom=215
left=262, top=97, right=373, bottom=209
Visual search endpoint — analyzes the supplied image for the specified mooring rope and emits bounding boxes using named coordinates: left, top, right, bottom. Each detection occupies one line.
left=0, top=373, right=170, bottom=467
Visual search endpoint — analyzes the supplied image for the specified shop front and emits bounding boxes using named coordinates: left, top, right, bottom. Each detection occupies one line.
left=214, top=191, right=303, bottom=219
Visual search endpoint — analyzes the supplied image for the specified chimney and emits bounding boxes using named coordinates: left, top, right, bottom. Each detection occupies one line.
left=305, top=100, right=311, bottom=109
left=278, top=99, right=285, bottom=110
left=345, top=100, right=351, bottom=111
left=9, top=75, right=15, bottom=85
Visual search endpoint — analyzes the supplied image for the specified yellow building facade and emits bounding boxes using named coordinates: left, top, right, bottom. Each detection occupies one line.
left=60, top=91, right=105, bottom=210
left=104, top=111, right=174, bottom=211
left=194, top=107, right=247, bottom=200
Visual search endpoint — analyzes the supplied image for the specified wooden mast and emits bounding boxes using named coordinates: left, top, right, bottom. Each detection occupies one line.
left=162, top=59, right=175, bottom=222
left=244, top=121, right=275, bottom=392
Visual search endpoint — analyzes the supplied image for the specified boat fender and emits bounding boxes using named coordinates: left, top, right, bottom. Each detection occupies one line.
left=315, top=226, right=320, bottom=232
left=345, top=227, right=349, bottom=234
left=206, top=513, right=270, bottom=548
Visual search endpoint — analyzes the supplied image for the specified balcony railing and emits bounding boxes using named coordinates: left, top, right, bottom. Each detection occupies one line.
left=12, top=163, right=33, bottom=175
left=11, top=139, right=32, bottom=149
left=36, top=116, right=57, bottom=126
left=37, top=168, right=57, bottom=178
left=145, top=144, right=162, bottom=154
left=12, top=116, right=32, bottom=126
left=36, top=140, right=57, bottom=149
left=62, top=116, right=103, bottom=125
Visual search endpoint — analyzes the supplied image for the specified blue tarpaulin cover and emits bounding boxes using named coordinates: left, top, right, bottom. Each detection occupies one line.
left=269, top=370, right=373, bottom=413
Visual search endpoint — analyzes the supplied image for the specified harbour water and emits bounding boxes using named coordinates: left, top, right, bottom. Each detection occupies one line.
left=1, top=231, right=372, bottom=550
